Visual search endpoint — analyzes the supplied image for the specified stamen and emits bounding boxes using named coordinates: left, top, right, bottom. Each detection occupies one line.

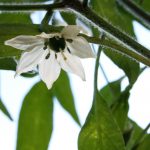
left=66, top=39, right=73, bottom=43
left=67, top=47, right=71, bottom=53
left=43, top=42, right=48, bottom=50
left=55, top=36, right=59, bottom=40
left=55, top=53, right=57, bottom=59
left=43, top=46, right=47, bottom=50
left=45, top=52, right=50, bottom=59
left=60, top=48, right=67, bottom=60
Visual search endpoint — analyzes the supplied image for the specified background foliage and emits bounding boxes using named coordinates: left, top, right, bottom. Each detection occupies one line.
left=0, top=0, right=149, bottom=150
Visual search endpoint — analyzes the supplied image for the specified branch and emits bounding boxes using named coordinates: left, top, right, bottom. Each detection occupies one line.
left=83, top=0, right=88, bottom=7
left=40, top=10, right=53, bottom=32
left=94, top=46, right=102, bottom=92
left=0, top=23, right=149, bottom=66
left=0, top=1, right=150, bottom=61
left=99, top=63, right=110, bottom=84
left=0, top=2, right=65, bottom=11
left=116, top=0, right=150, bottom=29
left=63, top=0, right=150, bottom=60
left=132, top=123, right=150, bottom=150
left=80, top=34, right=150, bottom=67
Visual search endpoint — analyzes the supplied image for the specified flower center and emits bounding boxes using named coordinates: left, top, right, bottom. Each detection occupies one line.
left=48, top=36, right=66, bottom=52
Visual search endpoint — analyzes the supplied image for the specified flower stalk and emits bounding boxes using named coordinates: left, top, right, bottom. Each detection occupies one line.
left=0, top=23, right=149, bottom=66
left=80, top=34, right=150, bottom=67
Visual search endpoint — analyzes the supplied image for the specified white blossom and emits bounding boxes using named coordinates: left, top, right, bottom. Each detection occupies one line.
left=5, top=25, right=95, bottom=89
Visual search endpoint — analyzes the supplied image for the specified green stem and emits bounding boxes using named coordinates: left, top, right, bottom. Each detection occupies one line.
left=94, top=46, right=102, bottom=92
left=0, top=1, right=150, bottom=61
left=132, top=123, right=150, bottom=150
left=83, top=0, right=89, bottom=7
left=80, top=34, right=150, bottom=67
left=99, top=63, right=109, bottom=84
left=0, top=2, right=65, bottom=11
left=116, top=0, right=150, bottom=29
left=64, top=0, right=150, bottom=60
left=0, top=23, right=150, bottom=66
left=40, top=10, right=53, bottom=32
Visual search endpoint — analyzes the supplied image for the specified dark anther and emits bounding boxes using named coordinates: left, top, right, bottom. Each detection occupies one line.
left=43, top=46, right=47, bottom=50
left=43, top=42, right=48, bottom=50
left=45, top=53, right=50, bottom=59
left=67, top=47, right=71, bottom=53
left=66, top=39, right=73, bottom=43
left=55, top=36, right=59, bottom=39
left=55, top=53, right=57, bottom=59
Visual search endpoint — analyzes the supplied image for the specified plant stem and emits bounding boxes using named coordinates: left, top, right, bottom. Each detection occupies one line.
left=0, top=1, right=150, bottom=61
left=99, top=63, right=109, bottom=84
left=0, top=2, right=65, bottom=11
left=116, top=0, right=150, bottom=29
left=0, top=22, right=149, bottom=66
left=80, top=34, right=150, bottom=67
left=64, top=0, right=150, bottom=60
left=132, top=123, right=150, bottom=149
left=83, top=0, right=88, bottom=7
left=94, top=46, right=102, bottom=92
left=40, top=10, right=53, bottom=32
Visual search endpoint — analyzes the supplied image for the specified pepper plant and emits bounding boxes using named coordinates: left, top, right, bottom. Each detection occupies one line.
left=0, top=0, right=150, bottom=150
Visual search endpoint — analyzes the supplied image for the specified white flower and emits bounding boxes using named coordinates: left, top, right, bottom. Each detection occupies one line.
left=5, top=25, right=95, bottom=89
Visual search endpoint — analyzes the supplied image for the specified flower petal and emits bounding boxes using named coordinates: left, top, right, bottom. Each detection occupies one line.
left=36, top=32, right=61, bottom=39
left=67, top=36, right=96, bottom=58
left=57, top=51, right=86, bottom=81
left=39, top=51, right=61, bottom=89
left=61, top=25, right=81, bottom=39
left=5, top=35, right=43, bottom=50
left=16, top=46, right=45, bottom=75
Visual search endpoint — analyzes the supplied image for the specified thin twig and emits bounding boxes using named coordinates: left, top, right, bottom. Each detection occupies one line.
left=83, top=0, right=88, bottom=7
left=0, top=1, right=150, bottom=61
left=80, top=34, right=150, bottom=67
left=99, top=63, right=109, bottom=84
left=0, top=2, right=65, bottom=11
left=94, top=47, right=102, bottom=92
left=132, top=123, right=150, bottom=149
left=94, top=33, right=105, bottom=92
left=40, top=10, right=54, bottom=32
left=116, top=0, right=150, bottom=29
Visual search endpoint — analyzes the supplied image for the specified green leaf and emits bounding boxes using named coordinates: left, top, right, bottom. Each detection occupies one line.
left=0, top=24, right=62, bottom=58
left=0, top=99, right=13, bottom=121
left=0, top=57, right=16, bottom=70
left=52, top=71, right=80, bottom=125
left=112, top=87, right=130, bottom=132
left=0, top=13, right=32, bottom=58
left=99, top=77, right=123, bottom=106
left=78, top=92, right=125, bottom=150
left=60, top=12, right=76, bottom=25
left=103, top=48, right=140, bottom=85
left=0, top=13, right=32, bottom=24
left=0, top=57, right=37, bottom=77
left=17, top=82, right=53, bottom=150
left=134, top=0, right=150, bottom=12
left=90, top=0, right=135, bottom=37
left=136, top=134, right=150, bottom=150
left=126, top=120, right=143, bottom=150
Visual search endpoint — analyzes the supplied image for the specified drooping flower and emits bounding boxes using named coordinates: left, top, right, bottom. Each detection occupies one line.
left=5, top=25, right=95, bottom=89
